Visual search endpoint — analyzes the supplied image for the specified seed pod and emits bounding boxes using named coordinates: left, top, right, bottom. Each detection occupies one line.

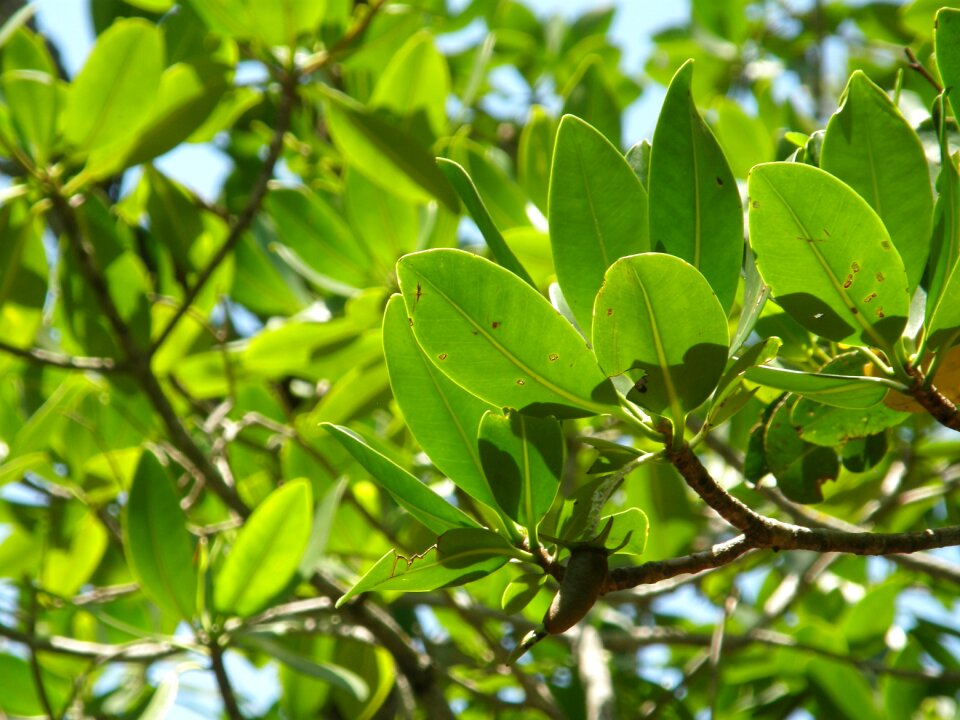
left=543, top=547, right=608, bottom=634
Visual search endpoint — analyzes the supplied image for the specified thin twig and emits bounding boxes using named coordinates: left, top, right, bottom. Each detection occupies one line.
left=299, top=0, right=389, bottom=74
left=0, top=339, right=120, bottom=371
left=904, top=47, right=944, bottom=94
left=210, top=640, right=243, bottom=720
left=26, top=584, right=57, bottom=720
left=150, top=69, right=298, bottom=356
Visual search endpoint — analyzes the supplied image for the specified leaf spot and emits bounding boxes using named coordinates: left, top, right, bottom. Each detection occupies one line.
left=492, top=321, right=501, bottom=329
left=880, top=240, right=891, bottom=250
left=851, top=262, right=860, bottom=273
left=715, top=176, right=724, bottom=186
left=408, top=316, right=414, bottom=327
left=863, top=292, right=877, bottom=303
left=516, top=379, right=525, bottom=385
left=606, top=308, right=613, bottom=316
left=875, top=271, right=885, bottom=282
left=850, top=306, right=859, bottom=315
left=438, top=353, right=448, bottom=361
left=823, top=228, right=832, bottom=237
left=842, top=274, right=853, bottom=288
left=751, top=199, right=760, bottom=209
left=876, top=307, right=885, bottom=319
left=548, top=353, right=559, bottom=362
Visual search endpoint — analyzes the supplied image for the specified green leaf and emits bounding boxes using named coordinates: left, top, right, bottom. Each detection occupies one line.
left=820, top=71, right=933, bottom=291
left=449, top=139, right=530, bottom=230
left=517, top=106, right=555, bottom=212
left=123, top=452, right=197, bottom=620
left=2, top=29, right=59, bottom=163
left=745, top=365, right=889, bottom=409
left=214, top=479, right=313, bottom=617
left=242, top=634, right=368, bottom=701
left=477, top=409, right=563, bottom=538
left=63, top=19, right=163, bottom=154
left=321, top=87, right=459, bottom=212
left=649, top=60, right=743, bottom=312
left=711, top=97, right=774, bottom=179
left=248, top=0, right=326, bottom=47
left=624, top=140, right=651, bottom=191
left=548, top=115, right=649, bottom=332
left=41, top=508, right=109, bottom=596
left=764, top=400, right=839, bottom=504
left=0, top=201, right=46, bottom=348
left=397, top=249, right=619, bottom=418
left=437, top=158, right=535, bottom=286
left=936, top=8, right=960, bottom=118
left=337, top=528, right=516, bottom=604
left=0, top=654, right=70, bottom=717
left=561, top=56, right=620, bottom=145
left=592, top=253, right=729, bottom=421
left=322, top=423, right=480, bottom=533
left=382, top=296, right=500, bottom=510
left=747, top=162, right=910, bottom=349
left=501, top=572, right=546, bottom=614
left=604, top=507, right=649, bottom=557
left=370, top=30, right=449, bottom=137
left=343, top=169, right=419, bottom=265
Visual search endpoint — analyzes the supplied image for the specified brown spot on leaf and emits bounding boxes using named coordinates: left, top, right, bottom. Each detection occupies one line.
left=881, top=240, right=890, bottom=250
left=851, top=262, right=861, bottom=273
left=864, top=292, right=877, bottom=303
left=548, top=353, right=559, bottom=362
left=408, top=317, right=414, bottom=326
left=875, top=272, right=885, bottom=282
left=824, top=228, right=832, bottom=237
left=716, top=176, right=724, bottom=186
left=438, top=353, right=448, bottom=361
left=876, top=307, right=885, bottom=319
left=606, top=308, right=613, bottom=316
left=492, top=321, right=501, bottom=329
left=843, top=275, right=853, bottom=288
left=516, top=379, right=525, bottom=385
left=851, top=307, right=859, bottom=315
left=751, top=199, right=760, bottom=209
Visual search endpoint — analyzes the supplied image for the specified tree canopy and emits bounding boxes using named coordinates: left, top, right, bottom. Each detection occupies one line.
left=1, top=0, right=960, bottom=718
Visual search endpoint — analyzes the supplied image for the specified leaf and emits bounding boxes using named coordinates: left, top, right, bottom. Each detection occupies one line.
left=337, top=528, right=516, bottom=605
left=382, top=296, right=500, bottom=510
left=624, top=139, right=651, bottom=191
left=820, top=71, right=933, bottom=291
left=764, top=399, right=839, bottom=504
left=936, top=8, right=960, bottom=119
left=477, top=409, right=563, bottom=537
left=0, top=201, right=46, bottom=348
left=343, top=169, right=419, bottom=265
left=321, top=87, right=459, bottom=212
left=0, top=654, right=70, bottom=717
left=2, top=29, right=59, bottom=163
left=649, top=60, right=743, bottom=312
left=123, top=452, right=197, bottom=620
left=322, top=423, right=480, bottom=533
left=501, top=572, right=546, bottom=614
left=604, top=507, right=649, bottom=557
left=731, top=247, right=769, bottom=353
left=517, top=105, right=555, bottom=212
left=561, top=56, right=620, bottom=145
left=397, top=249, right=619, bottom=418
left=242, top=634, right=368, bottom=701
left=744, top=365, right=889, bottom=409
left=437, top=159, right=535, bottom=286
left=214, top=479, right=313, bottom=617
left=370, top=30, right=449, bottom=136
left=712, top=337, right=781, bottom=413
left=248, top=0, right=326, bottom=47
left=747, top=162, right=910, bottom=349
left=63, top=19, right=163, bottom=154
left=592, top=253, right=729, bottom=421
left=548, top=115, right=649, bottom=332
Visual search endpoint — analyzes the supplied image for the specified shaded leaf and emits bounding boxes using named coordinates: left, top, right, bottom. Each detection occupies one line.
left=764, top=400, right=839, bottom=503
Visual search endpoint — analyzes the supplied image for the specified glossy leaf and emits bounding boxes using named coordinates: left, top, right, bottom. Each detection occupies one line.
left=821, top=71, right=933, bottom=291
left=764, top=400, right=839, bottom=504
left=214, top=479, right=313, bottom=617
left=322, top=423, right=480, bottom=533
left=501, top=572, right=546, bottom=614
left=604, top=507, right=649, bottom=557
left=337, top=528, right=517, bottom=605
left=745, top=365, right=889, bottom=409
left=592, top=253, right=729, bottom=420
left=549, top=114, right=649, bottom=331
left=478, top=409, right=563, bottom=537
left=63, top=19, right=163, bottom=154
left=397, top=249, right=620, bottom=418
left=747, top=162, right=910, bottom=349
left=123, top=452, right=197, bottom=620
left=322, top=87, right=459, bottom=212
left=382, top=295, right=499, bottom=510
left=649, top=60, right=743, bottom=312
left=437, top=158, right=535, bottom=286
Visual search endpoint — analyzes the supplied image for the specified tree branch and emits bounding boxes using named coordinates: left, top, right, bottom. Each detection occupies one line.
left=209, top=639, right=243, bottom=720
left=906, top=363, right=960, bottom=431
left=150, top=69, right=298, bottom=355
left=0, top=339, right=120, bottom=371
left=0, top=620, right=180, bottom=663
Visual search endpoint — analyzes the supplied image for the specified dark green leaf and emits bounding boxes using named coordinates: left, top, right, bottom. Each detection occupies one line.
left=745, top=364, right=889, bottom=409
left=764, top=400, right=839, bottom=504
